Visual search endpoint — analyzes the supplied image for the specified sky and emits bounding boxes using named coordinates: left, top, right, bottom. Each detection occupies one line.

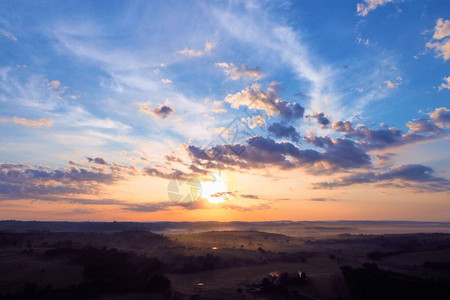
left=0, top=0, right=449, bottom=222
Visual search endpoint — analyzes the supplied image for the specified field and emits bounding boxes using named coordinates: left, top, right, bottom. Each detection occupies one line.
left=0, top=221, right=450, bottom=299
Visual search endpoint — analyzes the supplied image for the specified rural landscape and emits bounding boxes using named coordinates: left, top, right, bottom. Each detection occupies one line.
left=1, top=221, right=450, bottom=299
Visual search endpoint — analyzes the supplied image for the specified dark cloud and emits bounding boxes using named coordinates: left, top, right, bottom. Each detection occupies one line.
left=309, top=198, right=336, bottom=202
left=303, top=136, right=333, bottom=148
left=165, top=154, right=184, bottom=163
left=276, top=101, right=305, bottom=121
left=189, top=164, right=209, bottom=175
left=332, top=121, right=354, bottom=132
left=240, top=194, right=259, bottom=199
left=0, top=163, right=120, bottom=201
left=0, top=161, right=269, bottom=213
left=188, top=136, right=371, bottom=173
left=313, top=164, right=450, bottom=192
left=331, top=107, right=449, bottom=150
left=376, top=153, right=395, bottom=165
left=141, top=104, right=175, bottom=119
left=303, top=136, right=372, bottom=170
left=86, top=157, right=108, bottom=165
left=210, top=191, right=234, bottom=201
left=143, top=167, right=190, bottom=180
left=123, top=197, right=270, bottom=213
left=430, top=107, right=450, bottom=127
left=267, top=122, right=300, bottom=142
left=406, top=118, right=444, bottom=134
left=331, top=122, right=403, bottom=148
left=307, top=112, right=330, bottom=128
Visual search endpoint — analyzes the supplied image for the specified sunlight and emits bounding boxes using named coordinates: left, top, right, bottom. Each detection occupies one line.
left=201, top=173, right=231, bottom=204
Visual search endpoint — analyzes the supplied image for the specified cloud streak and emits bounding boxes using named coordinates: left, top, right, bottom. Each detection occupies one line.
left=313, top=164, right=450, bottom=193
left=215, top=62, right=264, bottom=80
left=179, top=42, right=216, bottom=57
left=357, top=0, right=397, bottom=17
left=0, top=117, right=54, bottom=127
left=0, top=29, right=17, bottom=41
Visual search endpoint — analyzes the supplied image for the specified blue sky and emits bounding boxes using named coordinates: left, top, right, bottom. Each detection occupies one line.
left=0, top=0, right=449, bottom=221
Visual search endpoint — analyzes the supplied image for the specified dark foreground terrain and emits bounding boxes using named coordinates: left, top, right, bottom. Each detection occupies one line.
left=0, top=221, right=450, bottom=299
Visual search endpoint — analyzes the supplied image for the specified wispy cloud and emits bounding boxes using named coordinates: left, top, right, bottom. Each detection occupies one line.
left=313, top=164, right=450, bottom=193
left=215, top=62, right=264, bottom=80
left=179, top=42, right=216, bottom=57
left=0, top=29, right=17, bottom=41
left=438, top=77, right=450, bottom=90
left=0, top=117, right=54, bottom=127
left=356, top=0, right=397, bottom=17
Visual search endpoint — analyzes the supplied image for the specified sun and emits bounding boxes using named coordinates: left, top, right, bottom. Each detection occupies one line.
left=201, top=173, right=231, bottom=204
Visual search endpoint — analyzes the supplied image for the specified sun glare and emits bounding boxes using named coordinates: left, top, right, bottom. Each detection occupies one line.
left=201, top=174, right=230, bottom=204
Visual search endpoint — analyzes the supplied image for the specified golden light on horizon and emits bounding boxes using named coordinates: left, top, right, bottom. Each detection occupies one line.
left=201, top=173, right=231, bottom=204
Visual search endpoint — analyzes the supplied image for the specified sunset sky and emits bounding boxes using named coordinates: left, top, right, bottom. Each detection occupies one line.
left=0, top=0, right=449, bottom=221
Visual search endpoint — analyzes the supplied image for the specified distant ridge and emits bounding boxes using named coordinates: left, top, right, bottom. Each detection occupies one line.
left=0, top=220, right=449, bottom=233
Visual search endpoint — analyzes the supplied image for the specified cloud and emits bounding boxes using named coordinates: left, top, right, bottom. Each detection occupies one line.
left=49, top=80, right=61, bottom=88
left=386, top=80, right=396, bottom=89
left=204, top=42, right=215, bottom=52
left=123, top=198, right=209, bottom=212
left=179, top=42, right=216, bottom=57
left=245, top=115, right=266, bottom=129
left=313, top=164, right=450, bottom=192
left=357, top=0, right=397, bottom=17
left=427, top=40, right=450, bottom=61
left=86, top=157, right=108, bottom=165
left=0, top=162, right=210, bottom=213
left=220, top=202, right=270, bottom=212
left=0, top=162, right=121, bottom=201
left=306, top=112, right=331, bottom=128
left=224, top=82, right=279, bottom=115
left=140, top=104, right=175, bottom=119
left=224, top=82, right=304, bottom=120
left=143, top=167, right=184, bottom=180
left=332, top=121, right=353, bottom=132
left=59, top=208, right=96, bottom=215
left=429, top=107, right=450, bottom=127
left=161, top=79, right=173, bottom=84
left=427, top=18, right=450, bottom=61
left=303, top=136, right=372, bottom=170
left=212, top=3, right=400, bottom=121
left=331, top=108, right=448, bottom=150
left=439, top=77, right=450, bottom=90
left=376, top=153, right=395, bottom=165
left=385, top=76, right=402, bottom=89
left=211, top=100, right=227, bottom=113
left=0, top=117, right=54, bottom=127
left=188, top=135, right=371, bottom=173
left=123, top=196, right=270, bottom=213
left=276, top=100, right=305, bottom=121
left=215, top=62, right=264, bottom=80
left=405, top=118, right=444, bottom=134
left=240, top=194, right=259, bottom=199
left=432, top=18, right=450, bottom=40
left=0, top=29, right=17, bottom=41
left=268, top=122, right=300, bottom=143
left=309, top=198, right=336, bottom=202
